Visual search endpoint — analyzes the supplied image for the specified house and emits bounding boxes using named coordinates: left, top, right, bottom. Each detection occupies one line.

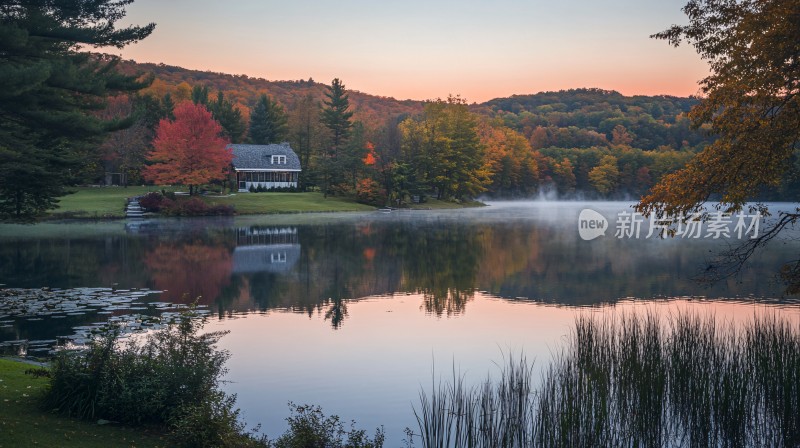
left=229, top=143, right=301, bottom=192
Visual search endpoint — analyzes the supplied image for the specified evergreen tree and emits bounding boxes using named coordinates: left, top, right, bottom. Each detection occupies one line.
left=248, top=94, right=288, bottom=144
left=289, top=93, right=322, bottom=189
left=209, top=91, right=246, bottom=143
left=190, top=85, right=210, bottom=105
left=320, top=78, right=354, bottom=195
left=189, top=86, right=244, bottom=143
left=0, top=0, right=154, bottom=220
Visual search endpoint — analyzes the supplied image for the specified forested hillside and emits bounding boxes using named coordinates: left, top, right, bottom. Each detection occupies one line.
left=118, top=60, right=423, bottom=127
left=482, top=89, right=710, bottom=151
left=83, top=59, right=800, bottom=205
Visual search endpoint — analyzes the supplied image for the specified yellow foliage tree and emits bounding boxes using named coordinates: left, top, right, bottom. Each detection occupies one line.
left=637, top=0, right=800, bottom=291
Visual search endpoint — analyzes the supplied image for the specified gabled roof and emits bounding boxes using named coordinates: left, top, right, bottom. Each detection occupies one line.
left=229, top=143, right=302, bottom=171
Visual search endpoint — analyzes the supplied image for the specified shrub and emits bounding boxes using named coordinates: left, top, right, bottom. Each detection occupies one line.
left=159, top=197, right=235, bottom=216
left=42, top=311, right=264, bottom=446
left=268, top=403, right=384, bottom=448
left=138, top=192, right=164, bottom=211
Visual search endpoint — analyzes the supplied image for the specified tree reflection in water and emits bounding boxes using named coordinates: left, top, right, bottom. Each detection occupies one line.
left=2, top=210, right=796, bottom=333
left=144, top=241, right=233, bottom=305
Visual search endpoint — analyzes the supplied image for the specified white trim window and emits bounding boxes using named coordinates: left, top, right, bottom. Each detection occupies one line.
left=271, top=155, right=287, bottom=164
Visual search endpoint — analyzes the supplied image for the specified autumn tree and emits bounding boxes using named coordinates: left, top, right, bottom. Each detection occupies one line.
left=143, top=101, right=231, bottom=195
left=0, top=0, right=154, bottom=220
left=249, top=94, right=288, bottom=144
left=399, top=97, right=489, bottom=200
left=639, top=0, right=799, bottom=217
left=480, top=122, right=539, bottom=196
left=551, top=157, right=577, bottom=194
left=589, top=155, right=620, bottom=195
left=637, top=0, right=800, bottom=290
left=611, top=124, right=634, bottom=146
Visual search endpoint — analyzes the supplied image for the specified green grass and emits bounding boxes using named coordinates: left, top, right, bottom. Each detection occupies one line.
left=407, top=198, right=485, bottom=210
left=0, top=358, right=166, bottom=448
left=206, top=192, right=375, bottom=214
left=50, top=187, right=482, bottom=219
left=51, top=186, right=170, bottom=219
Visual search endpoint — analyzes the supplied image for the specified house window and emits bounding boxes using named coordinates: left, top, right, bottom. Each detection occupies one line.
left=271, top=251, right=287, bottom=263
left=271, top=155, right=286, bottom=164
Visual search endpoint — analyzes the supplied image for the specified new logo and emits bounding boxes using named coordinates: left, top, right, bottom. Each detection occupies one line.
left=578, top=209, right=608, bottom=240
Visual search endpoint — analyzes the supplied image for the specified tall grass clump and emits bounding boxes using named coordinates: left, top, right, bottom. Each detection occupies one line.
left=412, top=354, right=536, bottom=448
left=412, top=312, right=800, bottom=447
left=42, top=311, right=266, bottom=447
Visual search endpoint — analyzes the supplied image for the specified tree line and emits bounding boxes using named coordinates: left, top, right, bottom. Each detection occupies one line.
left=90, top=82, right=711, bottom=208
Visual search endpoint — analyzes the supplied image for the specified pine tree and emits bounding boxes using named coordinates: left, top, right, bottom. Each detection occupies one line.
left=248, top=94, right=288, bottom=144
left=209, top=91, right=246, bottom=143
left=191, top=87, right=245, bottom=143
left=320, top=78, right=354, bottom=195
left=191, top=85, right=210, bottom=106
left=0, top=0, right=154, bottom=220
left=289, top=93, right=322, bottom=189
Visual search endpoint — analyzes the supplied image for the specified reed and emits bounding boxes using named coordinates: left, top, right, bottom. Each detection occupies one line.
left=412, top=312, right=800, bottom=447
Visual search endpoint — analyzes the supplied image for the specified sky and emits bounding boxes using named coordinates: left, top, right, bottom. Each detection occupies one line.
left=111, top=0, right=710, bottom=103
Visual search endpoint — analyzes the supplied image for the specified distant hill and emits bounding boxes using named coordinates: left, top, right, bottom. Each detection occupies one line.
left=484, top=88, right=698, bottom=116
left=118, top=60, right=710, bottom=151
left=477, top=88, right=711, bottom=151
left=117, top=59, right=424, bottom=126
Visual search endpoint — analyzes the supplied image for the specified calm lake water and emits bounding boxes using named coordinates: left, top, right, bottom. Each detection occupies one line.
left=2, top=201, right=800, bottom=444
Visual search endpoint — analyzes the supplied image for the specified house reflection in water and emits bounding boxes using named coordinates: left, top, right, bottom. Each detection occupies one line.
left=233, top=227, right=301, bottom=274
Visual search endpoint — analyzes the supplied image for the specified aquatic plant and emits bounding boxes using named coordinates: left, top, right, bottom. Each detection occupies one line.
left=412, top=312, right=800, bottom=447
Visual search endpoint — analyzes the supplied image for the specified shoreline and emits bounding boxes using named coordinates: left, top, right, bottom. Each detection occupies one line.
left=40, top=187, right=485, bottom=222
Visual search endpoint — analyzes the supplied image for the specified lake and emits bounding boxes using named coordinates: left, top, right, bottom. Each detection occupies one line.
left=1, top=201, right=799, bottom=444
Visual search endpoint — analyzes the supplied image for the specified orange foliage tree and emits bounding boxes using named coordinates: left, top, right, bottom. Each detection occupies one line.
left=143, top=101, right=232, bottom=195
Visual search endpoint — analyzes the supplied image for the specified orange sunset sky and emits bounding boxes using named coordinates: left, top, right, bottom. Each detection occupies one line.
left=111, top=0, right=710, bottom=103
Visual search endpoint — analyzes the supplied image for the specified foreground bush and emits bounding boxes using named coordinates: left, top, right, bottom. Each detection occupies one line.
left=267, top=403, right=384, bottom=448
left=412, top=312, right=800, bottom=447
left=42, top=312, right=265, bottom=447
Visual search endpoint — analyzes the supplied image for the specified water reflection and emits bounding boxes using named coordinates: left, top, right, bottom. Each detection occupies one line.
left=233, top=227, right=300, bottom=274
left=1, top=204, right=799, bottom=337
left=145, top=241, right=233, bottom=305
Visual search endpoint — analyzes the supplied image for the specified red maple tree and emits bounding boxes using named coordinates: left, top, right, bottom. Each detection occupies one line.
left=143, top=101, right=232, bottom=195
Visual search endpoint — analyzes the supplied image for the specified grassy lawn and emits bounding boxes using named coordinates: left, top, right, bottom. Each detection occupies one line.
left=51, top=186, right=169, bottom=219
left=0, top=358, right=166, bottom=448
left=50, top=187, right=482, bottom=218
left=407, top=198, right=485, bottom=209
left=205, top=192, right=375, bottom=214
